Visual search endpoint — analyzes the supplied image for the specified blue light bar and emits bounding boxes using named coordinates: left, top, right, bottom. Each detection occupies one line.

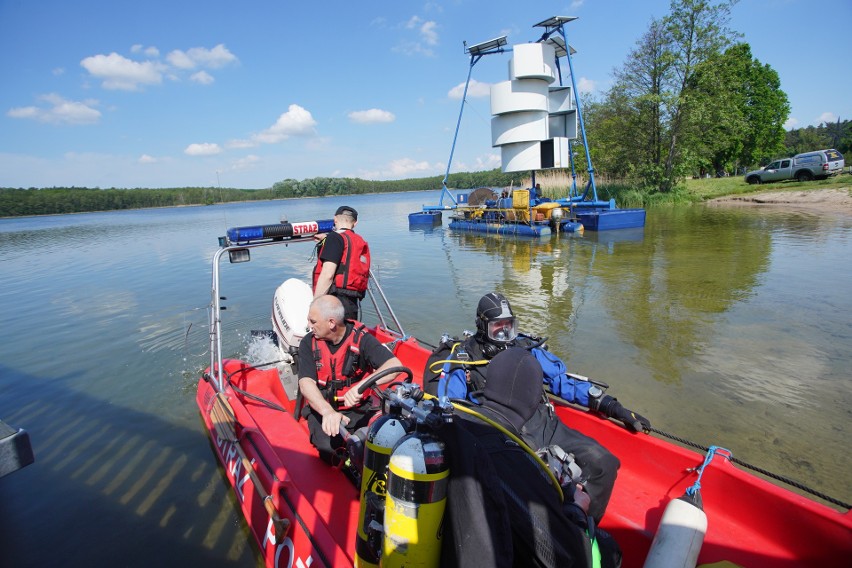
left=223, top=219, right=335, bottom=245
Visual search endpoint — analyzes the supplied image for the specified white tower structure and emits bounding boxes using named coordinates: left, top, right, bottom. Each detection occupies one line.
left=490, top=41, right=578, bottom=173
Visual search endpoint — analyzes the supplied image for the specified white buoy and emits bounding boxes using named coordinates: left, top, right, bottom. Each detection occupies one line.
left=643, top=492, right=708, bottom=568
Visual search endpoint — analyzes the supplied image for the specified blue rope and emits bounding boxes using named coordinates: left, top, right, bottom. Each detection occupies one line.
left=686, top=445, right=732, bottom=497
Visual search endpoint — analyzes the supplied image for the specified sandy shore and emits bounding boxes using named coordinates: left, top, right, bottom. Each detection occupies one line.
left=707, top=187, right=852, bottom=215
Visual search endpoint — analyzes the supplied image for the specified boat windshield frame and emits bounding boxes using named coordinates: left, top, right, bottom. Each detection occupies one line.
left=208, top=237, right=408, bottom=393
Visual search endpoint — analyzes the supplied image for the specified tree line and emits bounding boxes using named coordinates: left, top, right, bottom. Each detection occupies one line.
left=0, top=170, right=518, bottom=218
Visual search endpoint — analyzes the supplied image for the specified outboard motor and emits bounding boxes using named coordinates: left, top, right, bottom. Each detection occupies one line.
left=271, top=278, right=313, bottom=391
left=271, top=278, right=313, bottom=357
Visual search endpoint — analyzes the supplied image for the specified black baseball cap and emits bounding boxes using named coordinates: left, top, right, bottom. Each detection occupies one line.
left=335, top=206, right=357, bottom=220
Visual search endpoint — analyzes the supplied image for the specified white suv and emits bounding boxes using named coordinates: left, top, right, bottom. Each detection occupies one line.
left=744, top=149, right=845, bottom=184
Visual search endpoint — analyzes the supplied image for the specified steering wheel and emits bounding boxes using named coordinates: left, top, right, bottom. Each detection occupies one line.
left=356, top=366, right=413, bottom=401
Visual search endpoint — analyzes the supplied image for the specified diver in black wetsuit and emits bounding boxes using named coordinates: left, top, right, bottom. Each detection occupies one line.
left=426, top=292, right=648, bottom=522
left=441, top=347, right=622, bottom=568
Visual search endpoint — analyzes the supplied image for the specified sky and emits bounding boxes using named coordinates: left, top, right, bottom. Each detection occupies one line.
left=1, top=0, right=849, bottom=189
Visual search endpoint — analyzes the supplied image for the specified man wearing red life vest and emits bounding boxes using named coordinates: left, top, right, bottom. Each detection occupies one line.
left=313, top=205, right=371, bottom=321
left=297, top=295, right=401, bottom=464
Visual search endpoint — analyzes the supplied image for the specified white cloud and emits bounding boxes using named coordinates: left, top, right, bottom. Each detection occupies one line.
left=570, top=0, right=585, bottom=9
left=231, top=155, right=260, bottom=170
left=166, top=50, right=194, bottom=69
left=167, top=44, right=238, bottom=69
left=784, top=117, right=799, bottom=130
left=253, top=104, right=317, bottom=144
left=226, top=138, right=257, bottom=149
left=80, top=52, right=165, bottom=90
left=348, top=109, right=396, bottom=124
left=7, top=93, right=101, bottom=125
left=456, top=153, right=501, bottom=172
left=420, top=21, right=438, bottom=46
left=448, top=79, right=491, bottom=100
left=138, top=154, right=157, bottom=163
left=360, top=157, right=443, bottom=179
left=817, top=112, right=838, bottom=125
left=184, top=143, right=222, bottom=156
left=131, top=44, right=160, bottom=57
left=81, top=44, right=235, bottom=91
left=395, top=16, right=438, bottom=56
left=577, top=77, right=596, bottom=95
left=52, top=67, right=65, bottom=76
left=190, top=70, right=214, bottom=85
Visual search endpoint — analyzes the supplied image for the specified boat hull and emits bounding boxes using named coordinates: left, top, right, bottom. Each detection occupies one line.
left=198, top=334, right=852, bottom=568
left=0, top=419, right=34, bottom=478
left=558, top=403, right=852, bottom=567
left=197, top=329, right=431, bottom=568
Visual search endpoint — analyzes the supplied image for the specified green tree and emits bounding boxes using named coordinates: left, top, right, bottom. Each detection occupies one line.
left=588, top=0, right=742, bottom=190
left=784, top=126, right=831, bottom=156
left=689, top=43, right=788, bottom=174
left=823, top=118, right=848, bottom=152
left=660, top=0, right=740, bottom=190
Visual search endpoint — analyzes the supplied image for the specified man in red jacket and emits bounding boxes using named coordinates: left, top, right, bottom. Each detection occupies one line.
left=313, top=205, right=371, bottom=321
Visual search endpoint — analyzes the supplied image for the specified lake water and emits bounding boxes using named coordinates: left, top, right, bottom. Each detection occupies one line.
left=1, top=191, right=850, bottom=566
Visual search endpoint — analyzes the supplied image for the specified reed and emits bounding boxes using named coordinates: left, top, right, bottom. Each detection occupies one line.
left=518, top=170, right=696, bottom=207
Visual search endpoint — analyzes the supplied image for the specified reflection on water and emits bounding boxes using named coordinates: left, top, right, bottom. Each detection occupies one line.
left=0, top=194, right=849, bottom=566
left=0, top=366, right=255, bottom=566
left=398, top=201, right=852, bottom=507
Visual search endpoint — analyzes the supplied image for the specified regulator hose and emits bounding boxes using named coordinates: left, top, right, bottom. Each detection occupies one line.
left=427, top=357, right=490, bottom=374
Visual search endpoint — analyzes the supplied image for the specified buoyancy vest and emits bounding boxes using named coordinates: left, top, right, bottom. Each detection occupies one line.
left=428, top=338, right=489, bottom=401
left=312, top=322, right=369, bottom=406
left=313, top=229, right=371, bottom=298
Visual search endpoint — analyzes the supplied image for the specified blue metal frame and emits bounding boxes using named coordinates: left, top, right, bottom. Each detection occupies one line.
left=423, top=41, right=506, bottom=212
left=535, top=18, right=607, bottom=207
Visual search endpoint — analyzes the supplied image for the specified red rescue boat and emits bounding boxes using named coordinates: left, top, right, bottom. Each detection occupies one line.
left=196, top=220, right=851, bottom=568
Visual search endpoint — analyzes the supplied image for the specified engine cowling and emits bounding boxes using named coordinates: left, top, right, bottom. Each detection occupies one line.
left=271, top=278, right=313, bottom=355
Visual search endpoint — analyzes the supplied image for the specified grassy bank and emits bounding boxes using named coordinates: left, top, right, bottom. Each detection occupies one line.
left=526, top=170, right=852, bottom=208
left=683, top=173, right=852, bottom=201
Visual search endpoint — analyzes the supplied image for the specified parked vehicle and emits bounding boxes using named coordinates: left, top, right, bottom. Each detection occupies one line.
left=744, top=149, right=845, bottom=184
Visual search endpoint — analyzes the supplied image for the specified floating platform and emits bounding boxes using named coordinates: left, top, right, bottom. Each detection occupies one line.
left=448, top=218, right=552, bottom=237
left=574, top=208, right=646, bottom=231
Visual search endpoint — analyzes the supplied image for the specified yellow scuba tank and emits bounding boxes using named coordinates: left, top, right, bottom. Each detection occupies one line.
left=381, top=428, right=449, bottom=568
left=355, top=413, right=411, bottom=568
